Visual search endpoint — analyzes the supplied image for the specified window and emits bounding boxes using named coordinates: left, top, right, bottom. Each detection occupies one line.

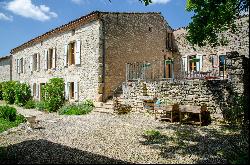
left=20, top=58, right=24, bottom=73
left=48, top=48, right=53, bottom=69
left=17, top=58, right=24, bottom=74
left=166, top=32, right=173, bottom=49
left=219, top=55, right=227, bottom=78
left=70, top=82, right=74, bottom=99
left=65, top=81, right=79, bottom=101
left=149, top=27, right=152, bottom=32
left=71, top=29, right=75, bottom=36
left=33, top=83, right=36, bottom=97
left=68, top=42, right=75, bottom=65
left=189, top=55, right=197, bottom=71
left=33, top=54, right=37, bottom=71
left=64, top=40, right=81, bottom=67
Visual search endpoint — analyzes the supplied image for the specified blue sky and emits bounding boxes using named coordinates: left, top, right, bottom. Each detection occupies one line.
left=0, top=0, right=194, bottom=57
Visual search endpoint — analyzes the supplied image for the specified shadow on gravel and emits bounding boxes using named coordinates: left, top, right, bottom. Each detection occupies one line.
left=0, top=139, right=131, bottom=164
left=139, top=124, right=249, bottom=164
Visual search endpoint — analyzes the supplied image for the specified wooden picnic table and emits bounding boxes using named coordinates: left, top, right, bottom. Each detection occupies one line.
left=179, top=105, right=202, bottom=126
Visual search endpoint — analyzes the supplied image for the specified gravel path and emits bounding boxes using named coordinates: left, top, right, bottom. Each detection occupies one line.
left=0, top=104, right=244, bottom=164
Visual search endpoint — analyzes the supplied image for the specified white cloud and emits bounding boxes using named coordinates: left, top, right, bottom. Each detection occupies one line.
left=0, top=12, right=13, bottom=21
left=6, top=0, right=57, bottom=21
left=152, top=0, right=171, bottom=4
left=71, top=0, right=84, bottom=5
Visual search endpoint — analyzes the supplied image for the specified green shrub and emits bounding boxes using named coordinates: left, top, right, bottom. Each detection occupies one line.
left=14, top=82, right=32, bottom=106
left=44, top=78, right=65, bottom=112
left=0, top=82, right=3, bottom=100
left=2, top=81, right=17, bottom=104
left=24, top=100, right=36, bottom=109
left=35, top=101, right=47, bottom=111
left=0, top=114, right=26, bottom=133
left=143, top=129, right=162, bottom=142
left=59, top=100, right=94, bottom=115
left=0, top=105, right=17, bottom=121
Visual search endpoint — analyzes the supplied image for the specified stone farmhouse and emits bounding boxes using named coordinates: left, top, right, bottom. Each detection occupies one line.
left=5, top=11, right=175, bottom=102
left=0, top=11, right=248, bottom=105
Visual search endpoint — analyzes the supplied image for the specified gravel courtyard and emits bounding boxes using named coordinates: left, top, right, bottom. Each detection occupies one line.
left=0, top=105, right=246, bottom=164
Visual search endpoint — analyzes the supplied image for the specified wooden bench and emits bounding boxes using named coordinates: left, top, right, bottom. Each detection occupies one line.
left=154, top=104, right=173, bottom=122
left=179, top=105, right=202, bottom=126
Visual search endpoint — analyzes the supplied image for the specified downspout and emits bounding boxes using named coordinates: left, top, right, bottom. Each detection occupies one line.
left=100, top=15, right=106, bottom=102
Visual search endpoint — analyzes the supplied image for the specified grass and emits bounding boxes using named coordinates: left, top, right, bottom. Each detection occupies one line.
left=0, top=114, right=26, bottom=133
left=58, top=102, right=94, bottom=115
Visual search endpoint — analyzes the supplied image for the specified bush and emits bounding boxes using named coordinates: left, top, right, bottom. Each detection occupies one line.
left=2, top=81, right=17, bottom=104
left=35, top=101, right=47, bottom=111
left=59, top=100, right=94, bottom=115
left=44, top=78, right=65, bottom=112
left=143, top=129, right=162, bottom=143
left=0, top=105, right=17, bottom=121
left=24, top=100, right=36, bottom=109
left=14, top=82, right=32, bottom=106
left=0, top=82, right=3, bottom=100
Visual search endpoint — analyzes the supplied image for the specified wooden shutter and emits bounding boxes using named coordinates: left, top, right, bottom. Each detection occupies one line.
left=74, top=81, right=79, bottom=101
left=64, top=44, right=68, bottom=67
left=29, top=56, right=32, bottom=73
left=197, top=55, right=203, bottom=71
left=44, top=50, right=48, bottom=70
left=196, top=55, right=200, bottom=72
left=37, top=54, right=40, bottom=71
left=17, top=59, right=20, bottom=74
left=182, top=57, right=188, bottom=72
left=52, top=47, right=56, bottom=68
left=31, top=83, right=33, bottom=97
left=75, top=40, right=81, bottom=65
left=65, top=82, right=69, bottom=100
left=36, top=83, right=39, bottom=99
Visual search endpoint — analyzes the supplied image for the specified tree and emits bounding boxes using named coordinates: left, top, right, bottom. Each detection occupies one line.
left=186, top=0, right=249, bottom=47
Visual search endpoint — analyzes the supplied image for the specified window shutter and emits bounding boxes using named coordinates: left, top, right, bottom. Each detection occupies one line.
left=31, top=83, right=33, bottom=97
left=197, top=55, right=203, bottom=71
left=30, top=56, right=33, bottom=73
left=74, top=81, right=79, bottom=101
left=64, top=44, right=68, bottom=67
left=182, top=57, right=188, bottom=72
left=75, top=40, right=81, bottom=65
left=44, top=50, right=48, bottom=70
left=65, top=82, right=69, bottom=100
left=52, top=47, right=56, bottom=68
left=196, top=55, right=200, bottom=72
left=16, top=59, right=19, bottom=74
left=37, top=54, right=39, bottom=71
left=36, top=83, right=39, bottom=99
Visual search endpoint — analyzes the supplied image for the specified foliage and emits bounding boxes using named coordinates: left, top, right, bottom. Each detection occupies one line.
left=0, top=82, right=3, bottom=100
left=0, top=114, right=26, bottom=133
left=186, top=0, right=249, bottom=47
left=35, top=101, right=47, bottom=111
left=2, top=81, right=17, bottom=104
left=0, top=105, right=17, bottom=122
left=14, top=82, right=32, bottom=106
left=143, top=129, right=163, bottom=143
left=223, top=94, right=245, bottom=125
left=24, top=100, right=36, bottom=109
left=58, top=100, right=94, bottom=115
left=44, top=78, right=65, bottom=112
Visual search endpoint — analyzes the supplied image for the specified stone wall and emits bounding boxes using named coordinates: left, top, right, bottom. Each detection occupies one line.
left=173, top=16, right=249, bottom=58
left=11, top=20, right=101, bottom=101
left=101, top=13, right=175, bottom=100
left=0, top=56, right=12, bottom=82
left=122, top=51, right=247, bottom=119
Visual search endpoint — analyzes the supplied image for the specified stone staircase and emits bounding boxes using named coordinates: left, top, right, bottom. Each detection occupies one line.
left=93, top=85, right=125, bottom=114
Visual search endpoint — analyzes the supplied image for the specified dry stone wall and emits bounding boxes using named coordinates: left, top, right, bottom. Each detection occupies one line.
left=122, top=51, right=247, bottom=119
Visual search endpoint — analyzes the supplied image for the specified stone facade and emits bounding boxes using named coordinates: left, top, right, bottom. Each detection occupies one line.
left=12, top=20, right=101, bottom=102
left=10, top=11, right=173, bottom=102
left=0, top=55, right=12, bottom=82
left=173, top=16, right=249, bottom=79
left=121, top=52, right=247, bottom=119
left=101, top=12, right=174, bottom=100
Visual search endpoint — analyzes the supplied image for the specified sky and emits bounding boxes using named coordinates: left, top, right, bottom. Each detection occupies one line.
left=0, top=0, right=194, bottom=57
